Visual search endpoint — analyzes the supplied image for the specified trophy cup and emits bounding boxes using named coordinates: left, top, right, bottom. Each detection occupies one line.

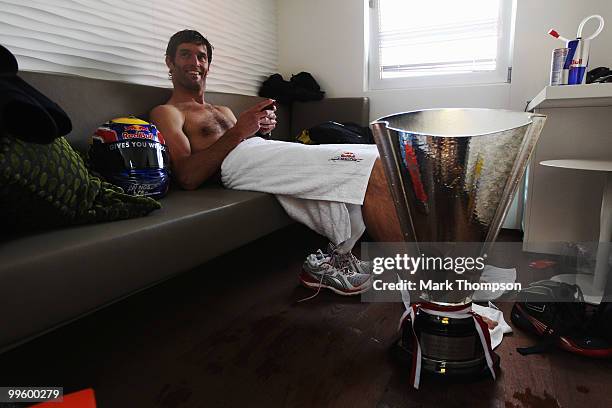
left=371, top=108, right=546, bottom=387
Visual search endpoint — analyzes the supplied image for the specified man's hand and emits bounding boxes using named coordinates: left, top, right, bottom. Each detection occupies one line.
left=232, top=99, right=276, bottom=140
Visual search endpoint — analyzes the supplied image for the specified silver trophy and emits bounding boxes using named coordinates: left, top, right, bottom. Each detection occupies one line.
left=371, top=108, right=546, bottom=381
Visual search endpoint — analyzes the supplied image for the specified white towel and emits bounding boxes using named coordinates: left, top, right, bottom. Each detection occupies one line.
left=472, top=265, right=517, bottom=302
left=221, top=137, right=379, bottom=245
left=472, top=302, right=513, bottom=349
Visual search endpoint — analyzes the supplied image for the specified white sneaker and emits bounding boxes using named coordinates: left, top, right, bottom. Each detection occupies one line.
left=299, top=243, right=373, bottom=298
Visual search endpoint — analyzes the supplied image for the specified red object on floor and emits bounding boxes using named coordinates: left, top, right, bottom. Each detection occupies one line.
left=29, top=388, right=96, bottom=408
left=528, top=259, right=557, bottom=269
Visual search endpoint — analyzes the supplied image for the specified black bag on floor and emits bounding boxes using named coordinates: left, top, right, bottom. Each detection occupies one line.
left=588, top=302, right=612, bottom=342
left=297, top=121, right=374, bottom=145
left=511, top=280, right=612, bottom=358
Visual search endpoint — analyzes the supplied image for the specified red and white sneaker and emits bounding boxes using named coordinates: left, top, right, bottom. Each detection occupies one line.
left=300, top=246, right=372, bottom=296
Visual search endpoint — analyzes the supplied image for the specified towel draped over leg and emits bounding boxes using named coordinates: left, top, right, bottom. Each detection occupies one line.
left=221, top=137, right=379, bottom=247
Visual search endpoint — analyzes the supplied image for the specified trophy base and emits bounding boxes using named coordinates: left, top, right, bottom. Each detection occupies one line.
left=392, top=338, right=500, bottom=380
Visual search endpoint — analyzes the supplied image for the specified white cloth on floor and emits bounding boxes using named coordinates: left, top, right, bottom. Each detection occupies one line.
left=221, top=137, right=379, bottom=245
left=472, top=302, right=513, bottom=349
left=472, top=265, right=517, bottom=302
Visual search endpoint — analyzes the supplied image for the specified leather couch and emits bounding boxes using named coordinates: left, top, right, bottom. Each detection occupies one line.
left=0, top=72, right=370, bottom=352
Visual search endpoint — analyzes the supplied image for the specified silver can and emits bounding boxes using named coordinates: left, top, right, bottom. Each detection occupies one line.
left=550, top=47, right=569, bottom=86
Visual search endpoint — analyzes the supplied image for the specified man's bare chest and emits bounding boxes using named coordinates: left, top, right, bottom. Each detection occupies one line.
left=183, top=107, right=233, bottom=149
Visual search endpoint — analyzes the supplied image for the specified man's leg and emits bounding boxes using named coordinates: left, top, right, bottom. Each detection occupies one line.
left=362, top=158, right=404, bottom=242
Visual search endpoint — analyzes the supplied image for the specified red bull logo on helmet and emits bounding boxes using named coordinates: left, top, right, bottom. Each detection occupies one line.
left=92, top=120, right=166, bottom=145
left=121, top=125, right=156, bottom=141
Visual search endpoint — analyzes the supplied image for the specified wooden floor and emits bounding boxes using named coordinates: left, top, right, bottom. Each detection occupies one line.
left=0, top=225, right=611, bottom=408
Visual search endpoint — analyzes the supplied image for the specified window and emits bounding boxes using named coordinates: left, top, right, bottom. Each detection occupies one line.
left=368, top=0, right=514, bottom=89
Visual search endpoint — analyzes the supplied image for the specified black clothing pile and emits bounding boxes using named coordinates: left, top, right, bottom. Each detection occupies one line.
left=259, top=72, right=324, bottom=104
left=0, top=44, right=72, bottom=144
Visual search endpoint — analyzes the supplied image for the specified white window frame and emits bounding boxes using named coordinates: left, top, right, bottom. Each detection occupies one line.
left=367, top=0, right=515, bottom=90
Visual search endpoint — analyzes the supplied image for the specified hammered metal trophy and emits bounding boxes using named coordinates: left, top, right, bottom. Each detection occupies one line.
left=371, top=109, right=546, bottom=388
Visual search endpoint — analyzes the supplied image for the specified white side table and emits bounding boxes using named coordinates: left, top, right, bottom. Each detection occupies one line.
left=525, top=85, right=612, bottom=255
left=540, top=159, right=612, bottom=304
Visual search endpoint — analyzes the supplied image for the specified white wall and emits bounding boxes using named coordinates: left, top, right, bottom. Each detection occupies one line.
left=278, top=0, right=612, bottom=117
left=0, top=0, right=278, bottom=95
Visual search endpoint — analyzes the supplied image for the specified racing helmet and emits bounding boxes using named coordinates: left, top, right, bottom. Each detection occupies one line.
left=89, top=117, right=169, bottom=198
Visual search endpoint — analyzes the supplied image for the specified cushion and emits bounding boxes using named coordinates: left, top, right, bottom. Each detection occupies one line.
left=0, top=133, right=160, bottom=235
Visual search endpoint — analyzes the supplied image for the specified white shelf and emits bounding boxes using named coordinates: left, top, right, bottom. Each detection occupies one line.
left=540, top=159, right=612, bottom=172
left=527, top=83, right=612, bottom=111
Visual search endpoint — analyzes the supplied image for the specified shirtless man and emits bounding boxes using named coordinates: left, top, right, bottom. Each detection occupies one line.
left=151, top=30, right=402, bottom=295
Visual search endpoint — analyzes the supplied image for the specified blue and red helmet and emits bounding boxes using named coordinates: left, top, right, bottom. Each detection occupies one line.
left=89, top=117, right=170, bottom=198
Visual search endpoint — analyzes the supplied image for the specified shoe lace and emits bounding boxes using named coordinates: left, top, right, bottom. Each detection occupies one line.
left=333, top=252, right=361, bottom=275
left=297, top=272, right=325, bottom=303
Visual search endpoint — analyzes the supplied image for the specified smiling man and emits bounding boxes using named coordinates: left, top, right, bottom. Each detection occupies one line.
left=150, top=30, right=276, bottom=188
left=151, top=30, right=402, bottom=297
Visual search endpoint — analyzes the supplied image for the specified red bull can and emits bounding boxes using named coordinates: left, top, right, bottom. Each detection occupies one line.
left=567, top=38, right=590, bottom=85
left=550, top=48, right=569, bottom=85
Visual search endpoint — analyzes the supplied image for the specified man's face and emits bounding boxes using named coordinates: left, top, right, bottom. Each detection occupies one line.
left=167, top=42, right=209, bottom=91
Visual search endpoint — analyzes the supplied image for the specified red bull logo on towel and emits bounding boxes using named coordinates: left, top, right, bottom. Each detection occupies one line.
left=330, top=151, right=363, bottom=162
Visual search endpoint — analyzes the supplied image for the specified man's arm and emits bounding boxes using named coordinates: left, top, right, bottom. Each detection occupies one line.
left=150, top=99, right=274, bottom=190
